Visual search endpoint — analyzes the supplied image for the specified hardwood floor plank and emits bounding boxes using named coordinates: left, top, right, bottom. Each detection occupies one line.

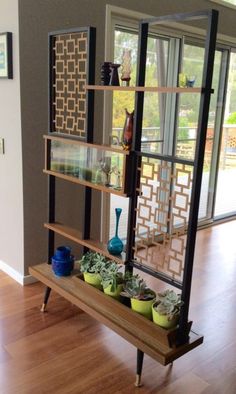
left=0, top=221, right=236, bottom=393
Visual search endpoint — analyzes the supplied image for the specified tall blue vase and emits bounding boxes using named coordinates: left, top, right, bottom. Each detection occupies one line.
left=107, top=208, right=123, bottom=255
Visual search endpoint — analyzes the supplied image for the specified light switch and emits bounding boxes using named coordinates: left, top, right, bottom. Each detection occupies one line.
left=0, top=138, right=5, bottom=154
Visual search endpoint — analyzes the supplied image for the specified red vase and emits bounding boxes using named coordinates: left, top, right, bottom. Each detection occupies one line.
left=122, top=108, right=134, bottom=151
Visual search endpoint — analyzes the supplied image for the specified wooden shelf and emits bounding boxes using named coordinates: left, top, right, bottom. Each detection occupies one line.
left=85, top=84, right=203, bottom=93
left=29, top=263, right=203, bottom=366
left=43, top=170, right=129, bottom=197
left=44, top=134, right=130, bottom=155
left=44, top=222, right=125, bottom=264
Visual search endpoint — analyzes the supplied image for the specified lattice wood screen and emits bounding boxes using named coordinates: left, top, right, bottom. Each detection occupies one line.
left=50, top=31, right=88, bottom=138
left=133, top=156, right=193, bottom=283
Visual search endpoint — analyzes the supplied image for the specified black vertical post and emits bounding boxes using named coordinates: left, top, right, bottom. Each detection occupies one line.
left=125, top=22, right=149, bottom=269
left=178, top=10, right=218, bottom=343
left=83, top=27, right=96, bottom=248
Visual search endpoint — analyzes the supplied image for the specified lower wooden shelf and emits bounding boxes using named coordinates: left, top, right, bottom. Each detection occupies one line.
left=29, top=263, right=203, bottom=366
left=44, top=222, right=125, bottom=264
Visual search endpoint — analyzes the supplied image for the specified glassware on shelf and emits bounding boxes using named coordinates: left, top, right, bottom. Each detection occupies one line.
left=107, top=208, right=124, bottom=255
left=109, top=63, right=120, bottom=86
left=121, top=49, right=132, bottom=86
left=122, top=108, right=134, bottom=151
left=186, top=75, right=196, bottom=87
left=49, top=139, right=125, bottom=192
left=178, top=73, right=187, bottom=88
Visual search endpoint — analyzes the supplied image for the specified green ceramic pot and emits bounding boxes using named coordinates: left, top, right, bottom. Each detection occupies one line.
left=131, top=297, right=155, bottom=320
left=103, top=283, right=123, bottom=299
left=152, top=303, right=179, bottom=329
left=83, top=272, right=102, bottom=289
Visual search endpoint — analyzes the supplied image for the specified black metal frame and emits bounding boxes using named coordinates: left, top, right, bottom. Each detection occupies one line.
left=125, top=10, right=218, bottom=344
left=42, top=27, right=96, bottom=310
left=0, top=32, right=13, bottom=79
left=48, top=26, right=96, bottom=140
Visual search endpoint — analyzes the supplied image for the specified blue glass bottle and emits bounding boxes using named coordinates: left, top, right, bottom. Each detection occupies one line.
left=107, top=208, right=123, bottom=255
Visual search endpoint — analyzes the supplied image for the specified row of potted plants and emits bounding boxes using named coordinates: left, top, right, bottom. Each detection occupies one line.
left=79, top=251, right=184, bottom=329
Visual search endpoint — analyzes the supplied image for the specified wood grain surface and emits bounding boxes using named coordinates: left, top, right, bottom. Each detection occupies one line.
left=0, top=220, right=236, bottom=393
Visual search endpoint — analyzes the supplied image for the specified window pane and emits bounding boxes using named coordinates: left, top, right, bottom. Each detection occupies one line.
left=214, top=52, right=236, bottom=217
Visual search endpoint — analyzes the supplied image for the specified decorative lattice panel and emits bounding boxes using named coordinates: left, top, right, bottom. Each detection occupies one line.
left=51, top=31, right=88, bottom=138
left=133, top=157, right=193, bottom=282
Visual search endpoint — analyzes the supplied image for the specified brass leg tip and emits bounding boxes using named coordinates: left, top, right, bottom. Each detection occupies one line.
left=134, top=374, right=142, bottom=387
left=40, top=303, right=46, bottom=312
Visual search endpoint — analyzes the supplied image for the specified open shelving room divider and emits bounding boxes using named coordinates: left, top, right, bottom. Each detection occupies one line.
left=29, top=9, right=219, bottom=386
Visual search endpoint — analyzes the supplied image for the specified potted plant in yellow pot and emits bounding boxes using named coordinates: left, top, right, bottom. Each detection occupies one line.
left=152, top=289, right=184, bottom=329
left=100, top=261, right=124, bottom=299
left=80, top=251, right=106, bottom=289
left=121, top=274, right=156, bottom=320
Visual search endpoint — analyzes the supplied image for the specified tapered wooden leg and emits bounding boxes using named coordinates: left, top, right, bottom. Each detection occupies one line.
left=41, top=286, right=51, bottom=312
left=135, top=349, right=144, bottom=387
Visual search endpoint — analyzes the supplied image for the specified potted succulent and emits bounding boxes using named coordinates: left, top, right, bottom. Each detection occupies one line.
left=100, top=261, right=124, bottom=299
left=79, top=251, right=106, bottom=289
left=152, top=289, right=184, bottom=329
left=122, top=274, right=156, bottom=320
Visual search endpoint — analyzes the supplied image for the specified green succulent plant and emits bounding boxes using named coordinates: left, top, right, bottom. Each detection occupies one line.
left=122, top=274, right=155, bottom=301
left=79, top=251, right=107, bottom=274
left=100, top=261, right=123, bottom=292
left=153, top=289, right=184, bottom=320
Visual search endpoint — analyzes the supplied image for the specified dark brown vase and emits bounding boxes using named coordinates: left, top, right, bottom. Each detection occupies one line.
left=122, top=108, right=134, bottom=151
left=109, top=63, right=120, bottom=86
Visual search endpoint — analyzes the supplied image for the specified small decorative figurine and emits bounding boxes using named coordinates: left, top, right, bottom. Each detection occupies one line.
left=111, top=165, right=121, bottom=190
left=122, top=108, right=134, bottom=150
left=121, top=49, right=132, bottom=86
left=107, top=208, right=124, bottom=255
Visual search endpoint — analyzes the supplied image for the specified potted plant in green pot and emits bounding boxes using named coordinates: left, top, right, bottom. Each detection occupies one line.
left=79, top=251, right=106, bottom=289
left=100, top=261, right=124, bottom=299
left=152, top=289, right=184, bottom=329
left=122, top=274, right=156, bottom=320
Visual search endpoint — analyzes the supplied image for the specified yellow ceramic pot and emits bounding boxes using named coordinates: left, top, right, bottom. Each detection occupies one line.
left=103, top=284, right=123, bottom=299
left=131, top=297, right=155, bottom=320
left=83, top=272, right=102, bottom=289
left=152, top=304, right=179, bottom=329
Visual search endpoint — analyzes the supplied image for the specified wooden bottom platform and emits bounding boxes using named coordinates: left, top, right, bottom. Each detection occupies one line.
left=29, top=263, right=203, bottom=366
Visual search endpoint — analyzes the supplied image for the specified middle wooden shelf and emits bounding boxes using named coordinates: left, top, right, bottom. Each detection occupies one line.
left=44, top=134, right=131, bottom=197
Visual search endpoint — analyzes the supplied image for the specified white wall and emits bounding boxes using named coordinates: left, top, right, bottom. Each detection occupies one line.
left=0, top=0, right=24, bottom=282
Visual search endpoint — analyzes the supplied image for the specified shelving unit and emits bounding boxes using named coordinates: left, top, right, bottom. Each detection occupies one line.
left=29, top=9, right=219, bottom=386
left=85, top=84, right=205, bottom=93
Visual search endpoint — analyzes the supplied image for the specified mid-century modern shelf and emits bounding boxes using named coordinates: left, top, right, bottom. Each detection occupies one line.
left=44, top=135, right=131, bottom=197
left=43, top=169, right=130, bottom=197
left=85, top=84, right=206, bottom=93
left=44, top=222, right=125, bottom=264
left=29, top=262, right=203, bottom=366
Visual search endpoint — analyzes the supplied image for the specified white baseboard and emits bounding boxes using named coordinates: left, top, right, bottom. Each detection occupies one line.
left=0, top=260, right=38, bottom=286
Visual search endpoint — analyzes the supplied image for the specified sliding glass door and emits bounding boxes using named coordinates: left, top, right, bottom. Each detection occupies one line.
left=214, top=51, right=236, bottom=218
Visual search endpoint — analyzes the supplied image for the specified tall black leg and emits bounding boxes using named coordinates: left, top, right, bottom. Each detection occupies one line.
left=135, top=349, right=144, bottom=387
left=41, top=286, right=51, bottom=312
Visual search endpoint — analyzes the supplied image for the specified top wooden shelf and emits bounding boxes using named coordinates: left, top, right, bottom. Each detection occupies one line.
left=85, top=85, right=204, bottom=93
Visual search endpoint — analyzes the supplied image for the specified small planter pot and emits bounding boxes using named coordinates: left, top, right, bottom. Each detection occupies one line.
left=52, top=255, right=74, bottom=277
left=103, top=284, right=123, bottom=299
left=131, top=297, right=155, bottom=320
left=83, top=272, right=102, bottom=289
left=152, top=304, right=179, bottom=329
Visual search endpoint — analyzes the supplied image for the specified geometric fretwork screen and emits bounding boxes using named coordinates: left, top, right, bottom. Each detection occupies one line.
left=50, top=31, right=88, bottom=138
left=133, top=156, right=193, bottom=283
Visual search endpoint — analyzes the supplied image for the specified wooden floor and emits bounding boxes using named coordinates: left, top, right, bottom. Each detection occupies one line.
left=1, top=220, right=236, bottom=393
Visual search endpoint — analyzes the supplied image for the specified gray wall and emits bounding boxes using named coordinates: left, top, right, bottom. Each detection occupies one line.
left=0, top=0, right=24, bottom=276
left=18, top=0, right=236, bottom=275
